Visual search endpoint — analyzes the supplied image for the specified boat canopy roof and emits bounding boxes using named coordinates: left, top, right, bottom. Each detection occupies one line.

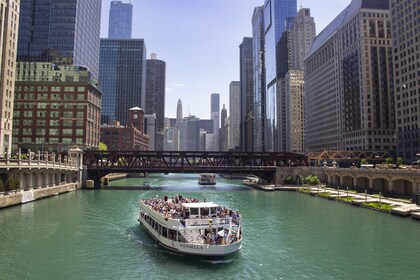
left=182, top=202, right=219, bottom=208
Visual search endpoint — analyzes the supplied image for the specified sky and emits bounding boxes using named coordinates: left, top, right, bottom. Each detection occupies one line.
left=100, top=0, right=351, bottom=120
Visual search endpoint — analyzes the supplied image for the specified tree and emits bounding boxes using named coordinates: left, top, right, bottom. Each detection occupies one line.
left=397, top=157, right=403, bottom=165
left=99, top=142, right=108, bottom=151
left=6, top=176, right=20, bottom=191
left=385, top=157, right=393, bottom=165
left=305, top=175, right=320, bottom=186
left=360, top=158, right=368, bottom=165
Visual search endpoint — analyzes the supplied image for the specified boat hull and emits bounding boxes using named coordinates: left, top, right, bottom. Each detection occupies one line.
left=139, top=218, right=242, bottom=257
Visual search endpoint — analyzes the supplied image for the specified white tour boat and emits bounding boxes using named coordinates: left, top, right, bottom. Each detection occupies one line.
left=198, top=173, right=216, bottom=185
left=138, top=195, right=242, bottom=257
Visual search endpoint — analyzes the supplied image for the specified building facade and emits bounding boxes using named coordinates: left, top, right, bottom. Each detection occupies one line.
left=17, top=0, right=101, bottom=78
left=13, top=63, right=101, bottom=152
left=283, top=8, right=315, bottom=154
left=305, top=0, right=395, bottom=153
left=285, top=70, right=305, bottom=153
left=390, top=0, right=420, bottom=161
left=0, top=0, right=20, bottom=156
left=179, top=116, right=200, bottom=151
left=100, top=107, right=149, bottom=150
left=239, top=37, right=254, bottom=152
left=145, top=53, right=166, bottom=150
left=99, top=39, right=146, bottom=126
left=263, top=0, right=297, bottom=152
left=252, top=6, right=266, bottom=152
left=108, top=0, right=133, bottom=39
left=211, top=93, right=220, bottom=151
left=229, top=81, right=240, bottom=151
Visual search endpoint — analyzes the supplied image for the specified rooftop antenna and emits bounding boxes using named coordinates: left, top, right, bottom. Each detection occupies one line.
left=188, top=105, right=191, bottom=117
left=300, top=0, right=303, bottom=9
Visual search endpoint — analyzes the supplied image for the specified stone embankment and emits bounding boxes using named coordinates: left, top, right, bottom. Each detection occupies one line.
left=0, top=183, right=79, bottom=209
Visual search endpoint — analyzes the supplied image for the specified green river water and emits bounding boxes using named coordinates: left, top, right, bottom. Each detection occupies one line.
left=0, top=173, right=419, bottom=280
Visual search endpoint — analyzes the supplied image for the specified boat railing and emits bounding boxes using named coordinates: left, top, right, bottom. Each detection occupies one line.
left=185, top=217, right=231, bottom=228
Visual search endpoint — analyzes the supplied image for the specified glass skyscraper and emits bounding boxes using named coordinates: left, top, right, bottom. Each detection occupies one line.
left=263, top=0, right=297, bottom=151
left=108, top=0, right=133, bottom=39
left=17, top=0, right=102, bottom=78
left=99, top=39, right=146, bottom=126
left=145, top=54, right=166, bottom=150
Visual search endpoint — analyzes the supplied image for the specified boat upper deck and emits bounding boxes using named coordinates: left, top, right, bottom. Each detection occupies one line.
left=141, top=195, right=241, bottom=224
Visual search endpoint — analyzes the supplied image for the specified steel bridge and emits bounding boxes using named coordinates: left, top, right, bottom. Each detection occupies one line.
left=84, top=150, right=308, bottom=182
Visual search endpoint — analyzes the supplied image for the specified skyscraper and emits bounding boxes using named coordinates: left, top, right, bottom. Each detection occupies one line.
left=390, top=0, right=420, bottom=161
left=284, top=8, right=315, bottom=154
left=108, top=0, right=133, bottom=39
left=239, top=37, right=254, bottom=152
left=229, top=81, right=241, bottom=151
left=305, top=0, right=394, bottom=152
left=211, top=93, right=220, bottom=151
left=145, top=53, right=166, bottom=150
left=99, top=39, right=147, bottom=126
left=180, top=116, right=200, bottom=151
left=290, top=8, right=316, bottom=70
left=0, top=0, right=20, bottom=156
left=252, top=6, right=266, bottom=152
left=264, top=0, right=297, bottom=151
left=176, top=99, right=183, bottom=127
left=17, top=0, right=102, bottom=78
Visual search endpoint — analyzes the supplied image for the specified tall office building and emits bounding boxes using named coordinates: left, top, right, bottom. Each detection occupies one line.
left=0, top=0, right=19, bottom=156
left=99, top=39, right=146, bottom=126
left=276, top=20, right=293, bottom=152
left=179, top=116, right=200, bottom=151
left=252, top=6, right=266, bottom=152
left=290, top=8, right=316, bottom=70
left=17, top=0, right=102, bottom=78
left=284, top=8, right=315, bottom=154
left=229, top=81, right=240, bottom=151
left=220, top=104, right=228, bottom=151
left=305, top=0, right=395, bottom=152
left=239, top=37, right=254, bottom=152
left=145, top=53, right=166, bottom=150
left=176, top=99, right=183, bottom=127
left=264, top=0, right=297, bottom=152
left=390, top=0, right=420, bottom=161
left=108, top=0, right=133, bottom=39
left=285, top=70, right=305, bottom=153
left=211, top=93, right=220, bottom=151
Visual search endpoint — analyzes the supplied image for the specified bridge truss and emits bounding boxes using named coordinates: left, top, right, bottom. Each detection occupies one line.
left=84, top=150, right=308, bottom=179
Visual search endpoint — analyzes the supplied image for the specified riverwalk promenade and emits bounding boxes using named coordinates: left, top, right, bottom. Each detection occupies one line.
left=246, top=180, right=420, bottom=221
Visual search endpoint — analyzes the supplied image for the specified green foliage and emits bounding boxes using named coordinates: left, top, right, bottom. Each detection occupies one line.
left=305, top=175, right=320, bottom=186
left=6, top=176, right=20, bottom=191
left=336, top=197, right=354, bottom=203
left=397, top=157, right=403, bottom=165
left=360, top=158, right=368, bottom=165
left=284, top=175, right=294, bottom=184
left=362, top=202, right=394, bottom=212
left=99, top=142, right=108, bottom=151
left=297, top=188, right=311, bottom=194
left=385, top=157, right=393, bottom=164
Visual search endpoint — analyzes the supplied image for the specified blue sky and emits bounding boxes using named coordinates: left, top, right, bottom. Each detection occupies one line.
left=100, top=0, right=351, bottom=119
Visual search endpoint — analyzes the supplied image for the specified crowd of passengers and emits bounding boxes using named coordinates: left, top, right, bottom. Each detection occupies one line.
left=143, top=194, right=241, bottom=224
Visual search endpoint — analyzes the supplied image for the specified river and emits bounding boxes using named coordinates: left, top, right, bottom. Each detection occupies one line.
left=0, top=173, right=419, bottom=279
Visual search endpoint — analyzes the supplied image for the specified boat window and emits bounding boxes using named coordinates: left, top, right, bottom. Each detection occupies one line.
left=210, top=207, right=217, bottom=215
left=190, top=208, right=199, bottom=215
left=201, top=207, right=209, bottom=216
